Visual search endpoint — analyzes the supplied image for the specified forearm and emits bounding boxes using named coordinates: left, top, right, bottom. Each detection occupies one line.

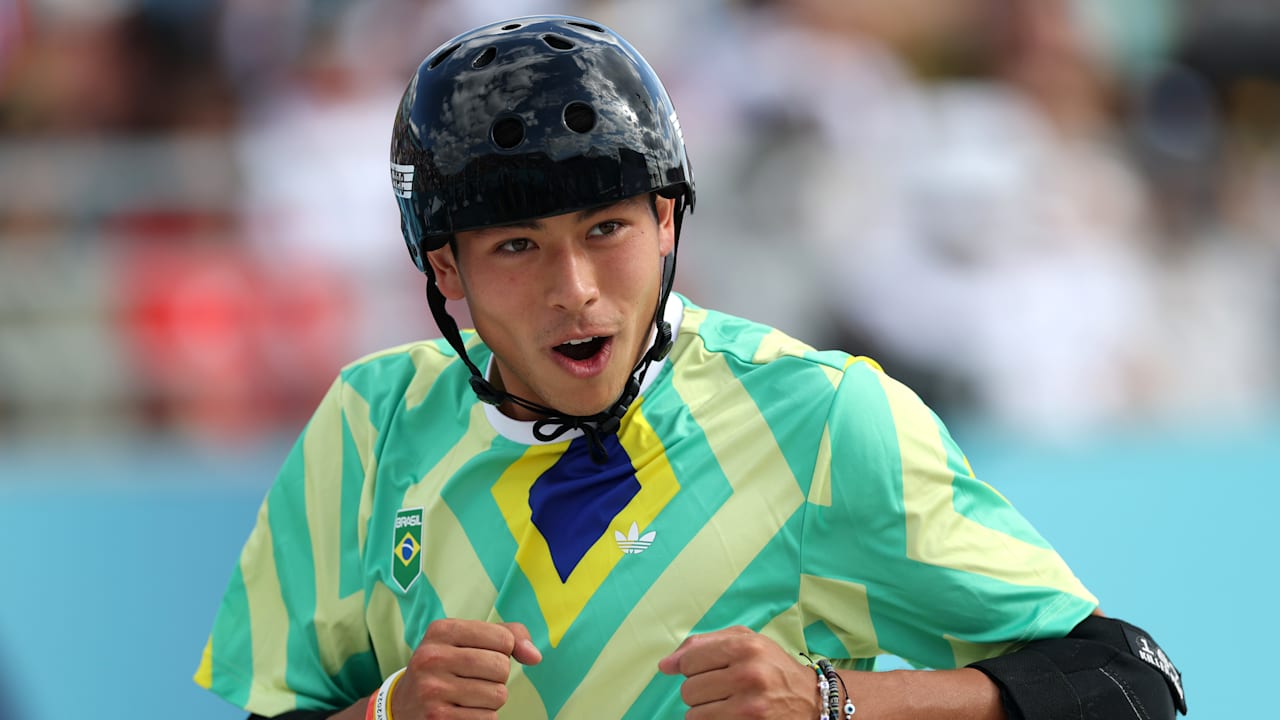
left=247, top=697, right=370, bottom=720
left=324, top=698, right=370, bottom=720
left=837, top=667, right=1006, bottom=720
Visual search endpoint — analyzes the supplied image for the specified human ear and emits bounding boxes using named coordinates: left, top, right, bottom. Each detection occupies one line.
left=655, top=195, right=676, bottom=256
left=426, top=244, right=466, bottom=300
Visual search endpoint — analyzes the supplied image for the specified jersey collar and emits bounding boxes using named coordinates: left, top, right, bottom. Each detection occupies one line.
left=483, top=294, right=685, bottom=445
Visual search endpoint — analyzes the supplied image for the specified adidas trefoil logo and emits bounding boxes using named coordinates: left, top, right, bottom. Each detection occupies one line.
left=615, top=522, right=656, bottom=554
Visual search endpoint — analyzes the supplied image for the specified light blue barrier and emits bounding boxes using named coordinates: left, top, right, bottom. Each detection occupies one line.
left=0, top=418, right=1271, bottom=719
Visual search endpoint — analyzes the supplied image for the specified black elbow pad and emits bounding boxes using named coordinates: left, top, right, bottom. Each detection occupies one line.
left=969, top=615, right=1187, bottom=719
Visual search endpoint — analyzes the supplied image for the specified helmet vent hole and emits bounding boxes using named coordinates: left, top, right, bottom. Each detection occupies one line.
left=568, top=22, right=604, bottom=33
left=491, top=117, right=526, bottom=149
left=564, top=102, right=596, bottom=133
left=501, top=23, right=523, bottom=31
left=427, top=43, right=460, bottom=69
left=542, top=34, right=574, bottom=51
left=473, top=47, right=496, bottom=68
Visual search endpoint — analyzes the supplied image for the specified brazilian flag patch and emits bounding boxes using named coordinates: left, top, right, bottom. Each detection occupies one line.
left=392, top=507, right=424, bottom=592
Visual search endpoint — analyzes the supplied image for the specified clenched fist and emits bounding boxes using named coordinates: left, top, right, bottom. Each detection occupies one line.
left=658, top=626, right=820, bottom=720
left=391, top=618, right=543, bottom=719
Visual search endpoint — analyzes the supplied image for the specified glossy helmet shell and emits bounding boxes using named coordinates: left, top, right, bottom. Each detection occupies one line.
left=390, top=15, right=696, bottom=270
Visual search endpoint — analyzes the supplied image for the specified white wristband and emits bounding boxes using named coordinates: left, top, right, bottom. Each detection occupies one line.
left=374, top=667, right=406, bottom=720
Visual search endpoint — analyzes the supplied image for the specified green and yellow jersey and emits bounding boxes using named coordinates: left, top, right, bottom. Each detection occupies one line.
left=195, top=294, right=1097, bottom=718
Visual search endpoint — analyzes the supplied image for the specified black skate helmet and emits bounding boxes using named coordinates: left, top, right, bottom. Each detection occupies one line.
left=389, top=15, right=695, bottom=460
left=391, top=14, right=694, bottom=264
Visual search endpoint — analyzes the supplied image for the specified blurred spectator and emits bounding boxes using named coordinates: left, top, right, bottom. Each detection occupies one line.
left=699, top=0, right=1167, bottom=436
left=226, top=0, right=586, bottom=358
left=0, top=1, right=232, bottom=134
left=0, top=0, right=1275, bottom=445
left=0, top=0, right=32, bottom=92
left=226, top=0, right=440, bottom=357
left=1132, top=2, right=1280, bottom=422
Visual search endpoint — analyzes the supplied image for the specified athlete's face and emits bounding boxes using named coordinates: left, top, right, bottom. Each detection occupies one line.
left=428, top=194, right=676, bottom=419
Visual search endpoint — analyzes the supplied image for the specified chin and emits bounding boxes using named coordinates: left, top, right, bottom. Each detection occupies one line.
left=564, top=399, right=615, bottom=418
left=553, top=386, right=620, bottom=418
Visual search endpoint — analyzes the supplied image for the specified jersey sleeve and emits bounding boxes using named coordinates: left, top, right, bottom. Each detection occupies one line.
left=193, top=376, right=382, bottom=715
left=800, top=359, right=1098, bottom=670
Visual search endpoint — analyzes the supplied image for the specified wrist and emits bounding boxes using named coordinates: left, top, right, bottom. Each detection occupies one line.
left=802, top=654, right=856, bottom=719
left=367, top=667, right=406, bottom=720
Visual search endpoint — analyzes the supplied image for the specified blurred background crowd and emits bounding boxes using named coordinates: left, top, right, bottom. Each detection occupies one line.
left=1, top=0, right=1278, bottom=443
left=1, top=2, right=1276, bottom=717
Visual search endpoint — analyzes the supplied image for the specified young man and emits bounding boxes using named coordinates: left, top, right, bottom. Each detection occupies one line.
left=195, top=15, right=1186, bottom=720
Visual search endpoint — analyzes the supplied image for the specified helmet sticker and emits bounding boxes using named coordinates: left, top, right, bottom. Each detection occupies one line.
left=391, top=162, right=415, bottom=199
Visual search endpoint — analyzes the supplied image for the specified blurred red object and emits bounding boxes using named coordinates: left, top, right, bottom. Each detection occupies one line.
left=0, top=0, right=30, bottom=88
left=113, top=211, right=353, bottom=440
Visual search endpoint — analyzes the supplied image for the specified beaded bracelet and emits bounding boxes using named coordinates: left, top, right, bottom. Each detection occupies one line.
left=817, top=659, right=855, bottom=718
left=818, top=659, right=841, bottom=718
left=367, top=667, right=406, bottom=720
left=801, top=654, right=856, bottom=720
left=805, top=660, right=832, bottom=720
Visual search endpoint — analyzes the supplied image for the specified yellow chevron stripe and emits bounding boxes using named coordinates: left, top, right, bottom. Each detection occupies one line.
left=758, top=602, right=806, bottom=653
left=366, top=582, right=412, bottom=676
left=345, top=386, right=379, bottom=574
left=751, top=328, right=814, bottom=364
left=799, top=574, right=881, bottom=658
left=404, top=345, right=442, bottom=411
left=490, top=401, right=680, bottom=648
left=305, top=381, right=371, bottom=676
left=500, top=665, right=549, bottom=720
left=874, top=372, right=1094, bottom=602
left=242, top=502, right=297, bottom=714
left=557, top=343, right=805, bottom=716
left=193, top=636, right=214, bottom=689
left=411, top=402, right=501, bottom=621
left=808, top=426, right=833, bottom=507
left=945, top=633, right=1021, bottom=668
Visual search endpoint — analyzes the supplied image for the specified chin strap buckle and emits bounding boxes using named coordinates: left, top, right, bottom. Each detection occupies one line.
left=469, top=376, right=505, bottom=406
left=648, top=321, right=673, bottom=362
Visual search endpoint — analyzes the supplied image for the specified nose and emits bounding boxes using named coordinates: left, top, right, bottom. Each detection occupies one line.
left=546, top=243, right=599, bottom=312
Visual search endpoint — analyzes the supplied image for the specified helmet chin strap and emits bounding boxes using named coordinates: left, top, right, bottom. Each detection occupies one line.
left=423, top=279, right=673, bottom=465
left=422, top=195, right=686, bottom=463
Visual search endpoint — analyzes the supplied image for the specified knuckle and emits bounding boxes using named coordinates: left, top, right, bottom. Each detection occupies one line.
left=410, top=643, right=449, bottom=672
left=497, top=626, right=517, bottom=653
left=426, top=617, right=456, bottom=635
left=482, top=652, right=512, bottom=681
left=427, top=617, right=472, bottom=642
left=740, top=634, right=768, bottom=654
left=739, top=697, right=770, bottom=718
left=419, top=675, right=451, bottom=702
left=738, top=664, right=769, bottom=691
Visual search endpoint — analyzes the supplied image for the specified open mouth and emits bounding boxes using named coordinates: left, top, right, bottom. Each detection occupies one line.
left=554, top=336, right=609, bottom=362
